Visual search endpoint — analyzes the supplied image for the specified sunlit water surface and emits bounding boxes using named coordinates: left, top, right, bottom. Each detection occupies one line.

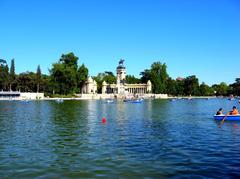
left=0, top=99, right=240, bottom=178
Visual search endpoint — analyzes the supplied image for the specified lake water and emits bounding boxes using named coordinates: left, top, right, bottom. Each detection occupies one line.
left=0, top=99, right=240, bottom=178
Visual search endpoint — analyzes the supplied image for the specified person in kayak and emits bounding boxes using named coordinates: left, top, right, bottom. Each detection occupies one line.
left=216, top=108, right=223, bottom=115
left=229, top=106, right=239, bottom=115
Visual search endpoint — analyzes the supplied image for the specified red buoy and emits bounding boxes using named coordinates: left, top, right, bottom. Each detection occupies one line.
left=102, top=118, right=107, bottom=124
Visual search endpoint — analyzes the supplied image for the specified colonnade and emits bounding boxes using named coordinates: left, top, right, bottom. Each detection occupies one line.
left=127, top=87, right=147, bottom=94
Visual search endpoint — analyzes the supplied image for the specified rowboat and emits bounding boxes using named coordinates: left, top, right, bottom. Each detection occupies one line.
left=214, top=115, right=240, bottom=121
left=131, top=99, right=143, bottom=103
left=56, top=98, right=64, bottom=103
left=123, top=99, right=144, bottom=103
left=105, top=99, right=114, bottom=103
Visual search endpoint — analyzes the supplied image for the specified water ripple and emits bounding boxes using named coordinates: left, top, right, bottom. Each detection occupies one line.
left=0, top=99, right=240, bottom=178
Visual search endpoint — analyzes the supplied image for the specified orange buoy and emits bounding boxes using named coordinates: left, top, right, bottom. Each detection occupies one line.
left=102, top=118, right=107, bottom=124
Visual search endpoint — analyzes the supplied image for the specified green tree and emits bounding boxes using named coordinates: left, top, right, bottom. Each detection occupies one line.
left=159, top=63, right=169, bottom=93
left=0, top=59, right=9, bottom=91
left=77, top=64, right=88, bottom=93
left=126, top=75, right=141, bottom=84
left=176, top=80, right=185, bottom=96
left=60, top=52, right=78, bottom=69
left=40, top=74, right=52, bottom=96
left=140, top=69, right=151, bottom=83
left=9, top=59, right=16, bottom=91
left=140, top=62, right=169, bottom=94
left=50, top=63, right=64, bottom=94
left=93, top=73, right=104, bottom=93
left=103, top=71, right=116, bottom=84
left=49, top=52, right=90, bottom=95
left=50, top=52, right=79, bottom=95
left=150, top=62, right=162, bottom=93
left=93, top=71, right=116, bottom=93
left=36, top=65, right=41, bottom=93
left=16, top=72, right=36, bottom=92
left=212, top=82, right=229, bottom=96
left=184, top=75, right=200, bottom=96
left=199, top=82, right=214, bottom=96
left=229, top=78, right=240, bottom=96
left=166, top=78, right=177, bottom=96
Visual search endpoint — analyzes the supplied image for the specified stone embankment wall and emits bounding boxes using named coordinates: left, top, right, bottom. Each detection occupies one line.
left=0, top=92, right=44, bottom=100
left=20, top=93, right=44, bottom=100
left=76, top=93, right=168, bottom=99
left=76, top=94, right=115, bottom=99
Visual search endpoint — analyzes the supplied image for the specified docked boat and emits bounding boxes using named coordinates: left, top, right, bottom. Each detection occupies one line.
left=132, top=99, right=143, bottom=103
left=56, top=98, right=64, bottom=103
left=124, top=99, right=143, bottom=103
left=214, top=115, right=240, bottom=121
left=105, top=99, right=114, bottom=103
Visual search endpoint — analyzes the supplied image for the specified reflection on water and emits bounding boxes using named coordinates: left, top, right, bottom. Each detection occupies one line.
left=0, top=99, right=240, bottom=178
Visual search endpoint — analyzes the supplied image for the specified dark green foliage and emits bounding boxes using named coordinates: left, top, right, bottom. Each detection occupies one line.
left=36, top=65, right=41, bottom=93
left=93, top=72, right=117, bottom=93
left=140, top=61, right=218, bottom=96
left=159, top=63, right=168, bottom=93
left=212, top=82, right=229, bottom=96
left=140, top=69, right=151, bottom=83
left=16, top=72, right=36, bottom=92
left=149, top=62, right=162, bottom=94
left=184, top=75, right=200, bottom=96
left=0, top=53, right=89, bottom=95
left=0, top=59, right=9, bottom=91
left=199, top=83, right=215, bottom=96
left=166, top=78, right=177, bottom=96
left=229, top=79, right=240, bottom=96
left=77, top=64, right=88, bottom=93
left=40, top=74, right=52, bottom=95
left=103, top=74, right=116, bottom=84
left=9, top=59, right=16, bottom=90
left=0, top=56, right=238, bottom=96
left=59, top=52, right=78, bottom=69
left=140, top=62, right=169, bottom=94
left=50, top=62, right=77, bottom=94
left=50, top=52, right=88, bottom=95
left=126, top=75, right=141, bottom=84
left=175, top=80, right=185, bottom=96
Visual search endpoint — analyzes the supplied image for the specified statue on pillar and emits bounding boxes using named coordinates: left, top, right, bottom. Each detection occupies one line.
left=119, top=59, right=124, bottom=66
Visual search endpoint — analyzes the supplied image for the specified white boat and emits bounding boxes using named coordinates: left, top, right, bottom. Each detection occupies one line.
left=105, top=99, right=114, bottom=103
left=56, top=98, right=64, bottom=103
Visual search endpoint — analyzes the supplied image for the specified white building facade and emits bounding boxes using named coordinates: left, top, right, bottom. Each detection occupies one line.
left=82, top=77, right=97, bottom=94
left=103, top=60, right=152, bottom=94
left=83, top=59, right=152, bottom=95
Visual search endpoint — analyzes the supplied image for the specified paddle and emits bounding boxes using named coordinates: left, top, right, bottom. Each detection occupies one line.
left=220, top=113, right=229, bottom=127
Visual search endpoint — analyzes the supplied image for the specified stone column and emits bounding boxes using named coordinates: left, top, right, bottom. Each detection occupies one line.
left=102, top=81, right=107, bottom=94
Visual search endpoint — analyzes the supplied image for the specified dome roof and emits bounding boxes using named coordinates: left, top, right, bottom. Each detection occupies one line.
left=102, top=81, right=107, bottom=85
left=87, top=77, right=93, bottom=83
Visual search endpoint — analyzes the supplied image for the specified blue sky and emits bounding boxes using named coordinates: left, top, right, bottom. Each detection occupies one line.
left=0, top=0, right=239, bottom=85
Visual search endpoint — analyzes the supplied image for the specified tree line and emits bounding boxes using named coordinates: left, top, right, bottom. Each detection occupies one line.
left=0, top=53, right=239, bottom=96
left=93, top=61, right=240, bottom=96
left=0, top=53, right=88, bottom=96
left=139, top=62, right=240, bottom=96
